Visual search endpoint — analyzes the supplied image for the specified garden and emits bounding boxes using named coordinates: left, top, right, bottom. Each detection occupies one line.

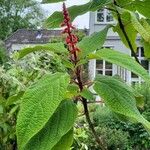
left=1, top=0, right=150, bottom=150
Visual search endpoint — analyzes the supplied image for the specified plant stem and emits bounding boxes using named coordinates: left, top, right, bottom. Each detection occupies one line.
left=62, top=4, right=107, bottom=148
left=82, top=98, right=107, bottom=150
left=73, top=54, right=107, bottom=150
left=114, top=0, right=140, bottom=64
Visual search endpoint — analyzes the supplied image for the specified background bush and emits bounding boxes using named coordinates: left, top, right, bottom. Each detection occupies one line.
left=73, top=83, right=150, bottom=150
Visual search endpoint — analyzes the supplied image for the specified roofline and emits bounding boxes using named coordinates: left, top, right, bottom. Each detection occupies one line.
left=4, top=28, right=63, bottom=43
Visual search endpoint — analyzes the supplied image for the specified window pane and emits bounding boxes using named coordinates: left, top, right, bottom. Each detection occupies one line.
left=97, top=13, right=104, bottom=22
left=105, top=71, right=112, bottom=76
left=105, top=61, right=112, bottom=69
left=141, top=47, right=144, bottom=57
left=96, top=60, right=103, bottom=69
left=131, top=72, right=138, bottom=78
left=141, top=60, right=149, bottom=70
left=106, top=11, right=113, bottom=22
left=96, top=70, right=103, bottom=74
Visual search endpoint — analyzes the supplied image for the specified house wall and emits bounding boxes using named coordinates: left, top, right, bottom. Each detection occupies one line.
left=88, top=11, right=148, bottom=84
left=11, top=44, right=38, bottom=52
left=89, top=12, right=118, bottom=36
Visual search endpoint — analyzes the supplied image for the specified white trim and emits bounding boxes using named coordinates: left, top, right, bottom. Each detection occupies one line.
left=95, top=45, right=114, bottom=77
left=130, top=47, right=150, bottom=84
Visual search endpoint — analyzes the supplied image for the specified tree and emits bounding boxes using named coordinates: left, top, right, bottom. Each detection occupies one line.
left=0, top=0, right=44, bottom=40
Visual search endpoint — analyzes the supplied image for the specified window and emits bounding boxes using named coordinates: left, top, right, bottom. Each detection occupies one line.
left=131, top=47, right=149, bottom=83
left=96, top=60, right=113, bottom=76
left=96, top=46, right=113, bottom=76
left=96, top=9, right=113, bottom=23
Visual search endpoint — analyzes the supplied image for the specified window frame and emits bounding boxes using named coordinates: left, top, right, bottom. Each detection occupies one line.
left=95, top=9, right=114, bottom=24
left=130, top=47, right=150, bottom=84
left=95, top=46, right=114, bottom=76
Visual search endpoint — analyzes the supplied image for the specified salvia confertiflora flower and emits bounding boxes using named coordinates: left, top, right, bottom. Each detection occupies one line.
left=61, top=3, right=80, bottom=60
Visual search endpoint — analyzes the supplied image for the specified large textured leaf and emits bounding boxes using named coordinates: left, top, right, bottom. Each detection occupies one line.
left=16, top=73, right=70, bottom=150
left=130, top=12, right=150, bottom=43
left=113, top=11, right=137, bottom=52
left=133, top=0, right=150, bottom=19
left=80, top=88, right=94, bottom=101
left=45, top=0, right=111, bottom=28
left=78, top=25, right=111, bottom=58
left=42, top=0, right=65, bottom=4
left=94, top=75, right=150, bottom=131
left=116, top=0, right=134, bottom=10
left=88, top=48, right=150, bottom=82
left=52, top=130, right=73, bottom=150
left=17, top=43, right=68, bottom=59
left=24, top=100, right=77, bottom=150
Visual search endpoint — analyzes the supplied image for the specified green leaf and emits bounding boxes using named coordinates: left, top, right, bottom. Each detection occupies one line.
left=62, top=59, right=74, bottom=70
left=6, top=91, right=24, bottom=106
left=133, top=0, right=150, bottom=19
left=80, top=88, right=94, bottom=101
left=116, top=0, right=134, bottom=10
left=24, top=100, right=77, bottom=150
left=78, top=25, right=111, bottom=58
left=94, top=75, right=150, bottom=132
left=42, top=0, right=65, bottom=4
left=8, top=105, right=19, bottom=119
left=88, top=48, right=150, bottom=82
left=65, top=84, right=79, bottom=99
left=45, top=0, right=111, bottom=28
left=130, top=12, right=150, bottom=43
left=52, top=129, right=73, bottom=150
left=140, top=19, right=150, bottom=58
left=17, top=43, right=68, bottom=59
left=16, top=73, right=70, bottom=150
left=113, top=11, right=137, bottom=52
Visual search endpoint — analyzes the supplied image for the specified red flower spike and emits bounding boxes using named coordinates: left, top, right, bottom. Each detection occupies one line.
left=61, top=2, right=80, bottom=58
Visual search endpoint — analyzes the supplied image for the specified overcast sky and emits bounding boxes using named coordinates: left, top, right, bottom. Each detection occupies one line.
left=40, top=0, right=90, bottom=29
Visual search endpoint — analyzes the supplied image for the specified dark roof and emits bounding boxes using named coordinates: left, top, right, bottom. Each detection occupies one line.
left=5, top=29, right=62, bottom=50
left=5, top=28, right=89, bottom=51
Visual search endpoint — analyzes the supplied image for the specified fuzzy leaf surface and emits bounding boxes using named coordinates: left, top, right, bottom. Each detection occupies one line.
left=88, top=48, right=150, bottom=82
left=94, top=75, right=150, bottom=131
left=17, top=43, right=68, bottom=59
left=52, top=129, right=73, bottom=150
left=113, top=11, right=137, bottom=52
left=130, top=12, right=150, bottom=43
left=134, top=0, right=150, bottom=19
left=16, top=73, right=70, bottom=150
left=78, top=25, right=111, bottom=58
left=24, top=100, right=77, bottom=150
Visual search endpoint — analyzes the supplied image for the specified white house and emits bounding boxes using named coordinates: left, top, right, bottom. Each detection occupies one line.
left=88, top=9, right=150, bottom=84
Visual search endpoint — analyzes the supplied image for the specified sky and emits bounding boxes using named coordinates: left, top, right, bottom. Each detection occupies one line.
left=40, top=0, right=90, bottom=29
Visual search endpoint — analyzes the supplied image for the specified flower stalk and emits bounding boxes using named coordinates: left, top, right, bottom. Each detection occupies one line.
left=61, top=3, right=80, bottom=64
left=61, top=3, right=107, bottom=150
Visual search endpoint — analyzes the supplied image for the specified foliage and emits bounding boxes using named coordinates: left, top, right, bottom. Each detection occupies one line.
left=2, top=0, right=150, bottom=149
left=0, top=0, right=44, bottom=40
left=73, top=105, right=130, bottom=150
left=0, top=41, right=8, bottom=65
left=0, top=52, right=66, bottom=149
